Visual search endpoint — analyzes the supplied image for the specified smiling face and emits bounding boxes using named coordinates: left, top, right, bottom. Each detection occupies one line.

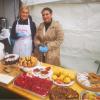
left=42, top=10, right=52, bottom=23
left=20, top=7, right=29, bottom=21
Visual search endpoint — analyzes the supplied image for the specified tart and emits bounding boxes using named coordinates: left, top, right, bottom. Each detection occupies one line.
left=49, top=86, right=79, bottom=100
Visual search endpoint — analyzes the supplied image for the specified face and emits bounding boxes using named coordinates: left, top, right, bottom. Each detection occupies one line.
left=42, top=10, right=52, bottom=23
left=20, top=8, right=29, bottom=21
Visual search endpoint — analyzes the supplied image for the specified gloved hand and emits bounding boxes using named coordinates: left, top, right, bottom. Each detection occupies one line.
left=16, top=33, right=26, bottom=38
left=39, top=44, right=48, bottom=53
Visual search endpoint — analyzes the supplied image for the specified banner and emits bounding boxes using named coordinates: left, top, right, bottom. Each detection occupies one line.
left=21, top=0, right=100, bottom=5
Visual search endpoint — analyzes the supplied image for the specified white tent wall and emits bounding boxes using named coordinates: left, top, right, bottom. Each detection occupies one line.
left=29, top=2, right=100, bottom=73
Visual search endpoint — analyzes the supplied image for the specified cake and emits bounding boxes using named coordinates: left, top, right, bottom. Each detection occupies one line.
left=4, top=54, right=19, bottom=65
left=14, top=73, right=53, bottom=97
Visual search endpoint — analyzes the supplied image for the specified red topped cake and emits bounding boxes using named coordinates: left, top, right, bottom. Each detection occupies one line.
left=14, top=73, right=53, bottom=97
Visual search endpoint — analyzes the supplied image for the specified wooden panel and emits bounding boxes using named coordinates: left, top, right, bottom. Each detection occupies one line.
left=0, top=0, right=19, bottom=27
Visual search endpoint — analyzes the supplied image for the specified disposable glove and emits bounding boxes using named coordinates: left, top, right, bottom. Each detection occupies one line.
left=16, top=33, right=26, bottom=38
left=39, top=45, right=48, bottom=53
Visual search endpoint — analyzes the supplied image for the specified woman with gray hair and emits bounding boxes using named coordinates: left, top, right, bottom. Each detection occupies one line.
left=11, top=5, right=36, bottom=57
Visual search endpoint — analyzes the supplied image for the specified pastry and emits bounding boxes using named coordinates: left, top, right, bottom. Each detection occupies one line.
left=88, top=73, right=100, bottom=83
left=19, top=56, right=37, bottom=67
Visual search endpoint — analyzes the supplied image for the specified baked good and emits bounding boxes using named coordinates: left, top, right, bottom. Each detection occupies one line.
left=19, top=56, right=37, bottom=67
left=88, top=73, right=100, bottom=83
left=49, top=86, right=79, bottom=100
left=4, top=54, right=19, bottom=65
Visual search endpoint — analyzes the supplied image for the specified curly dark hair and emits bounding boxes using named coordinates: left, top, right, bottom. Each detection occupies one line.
left=41, top=7, right=53, bottom=14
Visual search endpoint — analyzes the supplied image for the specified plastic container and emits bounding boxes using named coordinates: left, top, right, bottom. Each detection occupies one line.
left=0, top=43, right=5, bottom=60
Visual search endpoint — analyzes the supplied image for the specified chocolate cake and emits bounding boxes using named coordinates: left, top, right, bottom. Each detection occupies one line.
left=4, top=54, right=19, bottom=65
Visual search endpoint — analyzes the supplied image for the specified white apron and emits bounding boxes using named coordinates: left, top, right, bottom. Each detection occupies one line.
left=13, top=19, right=32, bottom=57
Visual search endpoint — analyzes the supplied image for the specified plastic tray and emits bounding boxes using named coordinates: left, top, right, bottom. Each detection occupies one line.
left=76, top=73, right=100, bottom=92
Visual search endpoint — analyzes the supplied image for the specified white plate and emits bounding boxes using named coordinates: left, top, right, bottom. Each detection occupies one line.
left=19, top=61, right=40, bottom=72
left=19, top=65, right=53, bottom=79
left=76, top=72, right=91, bottom=87
left=32, top=66, right=53, bottom=79
left=53, top=80, right=74, bottom=87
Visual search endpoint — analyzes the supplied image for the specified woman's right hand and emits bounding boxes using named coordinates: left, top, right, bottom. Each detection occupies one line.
left=16, top=33, right=26, bottom=38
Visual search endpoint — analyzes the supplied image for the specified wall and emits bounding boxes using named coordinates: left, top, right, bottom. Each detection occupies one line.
left=30, top=2, right=100, bottom=73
